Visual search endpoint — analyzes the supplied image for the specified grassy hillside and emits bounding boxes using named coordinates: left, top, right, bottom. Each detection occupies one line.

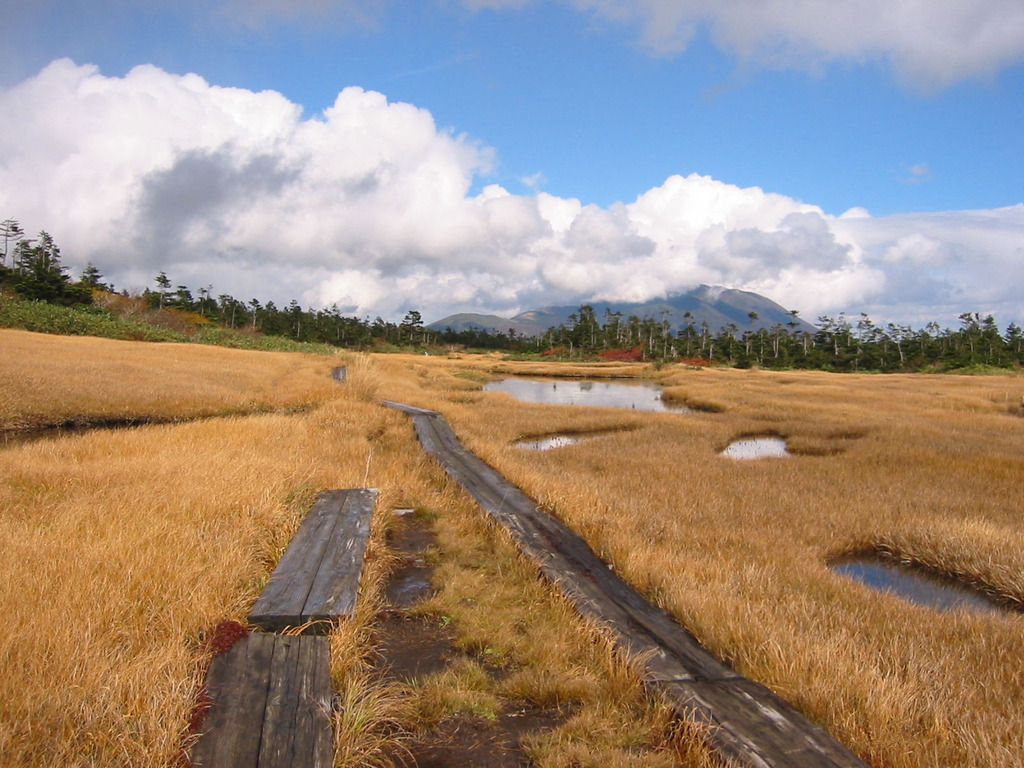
left=0, top=292, right=339, bottom=354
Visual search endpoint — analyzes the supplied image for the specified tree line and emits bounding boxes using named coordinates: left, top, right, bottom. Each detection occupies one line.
left=0, top=220, right=94, bottom=306
left=515, top=304, right=1024, bottom=371
left=0, top=220, right=431, bottom=349
left=2, top=219, right=1021, bottom=371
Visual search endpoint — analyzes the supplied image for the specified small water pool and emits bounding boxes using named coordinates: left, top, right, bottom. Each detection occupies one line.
left=484, top=377, right=686, bottom=413
left=830, top=557, right=1012, bottom=615
left=721, top=436, right=790, bottom=460
left=515, top=435, right=583, bottom=451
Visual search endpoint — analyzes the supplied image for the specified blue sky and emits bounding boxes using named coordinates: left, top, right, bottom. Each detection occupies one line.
left=2, top=0, right=1023, bottom=325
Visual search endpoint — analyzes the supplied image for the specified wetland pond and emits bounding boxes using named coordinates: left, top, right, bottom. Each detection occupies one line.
left=830, top=557, right=1016, bottom=616
left=515, top=434, right=584, bottom=451
left=514, top=430, right=625, bottom=451
left=721, top=436, right=790, bottom=460
left=484, top=377, right=686, bottom=413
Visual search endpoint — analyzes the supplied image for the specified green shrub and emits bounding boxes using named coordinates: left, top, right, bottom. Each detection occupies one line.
left=0, top=295, right=338, bottom=355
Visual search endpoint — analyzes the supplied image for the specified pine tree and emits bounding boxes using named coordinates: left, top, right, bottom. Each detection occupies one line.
left=11, top=231, right=90, bottom=305
left=0, top=219, right=24, bottom=268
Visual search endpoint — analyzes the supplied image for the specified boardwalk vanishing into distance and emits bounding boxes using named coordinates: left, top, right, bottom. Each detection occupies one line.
left=384, top=400, right=870, bottom=768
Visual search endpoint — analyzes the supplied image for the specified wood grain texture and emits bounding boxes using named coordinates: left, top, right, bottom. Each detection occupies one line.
left=190, top=633, right=333, bottom=768
left=257, top=635, right=334, bottom=768
left=385, top=400, right=870, bottom=768
left=249, top=488, right=377, bottom=632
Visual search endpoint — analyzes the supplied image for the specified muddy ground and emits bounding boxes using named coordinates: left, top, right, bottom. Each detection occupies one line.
left=373, top=510, right=566, bottom=768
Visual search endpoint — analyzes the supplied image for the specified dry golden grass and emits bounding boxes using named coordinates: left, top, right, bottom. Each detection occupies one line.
left=6, top=333, right=1021, bottom=767
left=382, top=357, right=1024, bottom=768
left=0, top=337, right=720, bottom=768
left=426, top=351, right=656, bottom=380
left=371, top=458, right=726, bottom=768
left=321, top=360, right=719, bottom=765
left=0, top=407, right=389, bottom=766
left=0, top=334, right=397, bottom=767
left=0, top=329, right=344, bottom=430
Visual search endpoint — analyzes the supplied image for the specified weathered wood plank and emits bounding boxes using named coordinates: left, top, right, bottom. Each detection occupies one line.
left=304, top=490, right=375, bottom=621
left=286, top=636, right=334, bottom=768
left=386, top=401, right=870, bottom=768
left=191, top=633, right=275, bottom=768
left=251, top=511, right=336, bottom=629
left=257, top=635, right=334, bottom=768
left=657, top=679, right=865, bottom=768
left=190, top=633, right=333, bottom=768
left=249, top=489, right=377, bottom=632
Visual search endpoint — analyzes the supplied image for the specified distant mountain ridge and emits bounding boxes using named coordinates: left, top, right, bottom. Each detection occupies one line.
left=428, top=286, right=815, bottom=337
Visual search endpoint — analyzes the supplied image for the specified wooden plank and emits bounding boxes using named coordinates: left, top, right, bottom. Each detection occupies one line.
left=253, top=516, right=336, bottom=629
left=656, top=679, right=865, bottom=768
left=190, top=632, right=275, bottom=768
left=303, top=489, right=376, bottom=622
left=284, top=636, right=334, bottom=768
left=386, top=402, right=870, bottom=768
left=189, top=633, right=271, bottom=767
left=257, top=635, right=334, bottom=768
left=249, top=498, right=336, bottom=631
left=418, top=414, right=738, bottom=684
left=191, top=633, right=333, bottom=768
left=249, top=489, right=377, bottom=632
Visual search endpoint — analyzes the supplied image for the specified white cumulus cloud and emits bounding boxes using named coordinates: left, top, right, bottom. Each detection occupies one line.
left=1, top=60, right=1021, bottom=327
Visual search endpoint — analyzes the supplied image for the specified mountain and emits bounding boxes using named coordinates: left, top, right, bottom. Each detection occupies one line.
left=422, top=312, right=529, bottom=335
left=428, top=286, right=815, bottom=337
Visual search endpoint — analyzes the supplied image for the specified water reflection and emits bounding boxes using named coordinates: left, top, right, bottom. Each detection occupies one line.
left=831, top=557, right=1011, bottom=615
left=385, top=509, right=437, bottom=609
left=721, top=436, right=789, bottom=460
left=515, top=435, right=583, bottom=451
left=484, top=377, right=686, bottom=413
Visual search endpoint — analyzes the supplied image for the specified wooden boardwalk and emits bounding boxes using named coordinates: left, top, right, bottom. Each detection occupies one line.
left=192, top=488, right=377, bottom=767
left=190, top=633, right=333, bottom=768
left=384, top=401, right=870, bottom=768
left=249, top=488, right=377, bottom=633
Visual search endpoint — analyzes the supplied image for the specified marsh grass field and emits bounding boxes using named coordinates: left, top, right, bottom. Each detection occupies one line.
left=1, top=330, right=1022, bottom=767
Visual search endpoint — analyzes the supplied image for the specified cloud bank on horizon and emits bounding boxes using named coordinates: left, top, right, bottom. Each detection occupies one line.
left=1, top=0, right=1022, bottom=327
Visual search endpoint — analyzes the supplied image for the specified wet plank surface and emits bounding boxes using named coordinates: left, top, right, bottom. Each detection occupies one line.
left=249, top=488, right=377, bottom=633
left=384, top=400, right=870, bottom=768
left=190, top=633, right=333, bottom=768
